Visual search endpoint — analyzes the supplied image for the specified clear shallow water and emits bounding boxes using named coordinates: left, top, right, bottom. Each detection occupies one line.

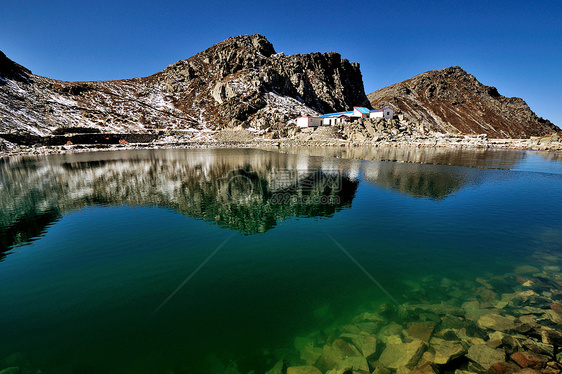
left=0, top=147, right=561, bottom=373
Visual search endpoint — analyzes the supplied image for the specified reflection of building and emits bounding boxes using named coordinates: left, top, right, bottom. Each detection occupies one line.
left=297, top=107, right=394, bottom=127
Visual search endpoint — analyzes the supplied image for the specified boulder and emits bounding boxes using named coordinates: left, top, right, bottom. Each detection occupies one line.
left=316, top=345, right=342, bottom=372
left=340, top=334, right=378, bottom=359
left=265, top=359, right=287, bottom=374
left=332, top=338, right=361, bottom=357
left=477, top=314, right=516, bottom=332
left=466, top=344, right=505, bottom=372
left=510, top=351, right=549, bottom=370
left=484, top=361, right=520, bottom=374
left=511, top=369, right=542, bottom=374
left=463, top=300, right=492, bottom=321
left=434, top=341, right=467, bottom=365
left=300, top=345, right=323, bottom=365
left=286, top=366, right=322, bottom=374
left=410, top=362, right=438, bottom=374
left=407, top=321, right=437, bottom=342
left=377, top=322, right=404, bottom=344
left=441, top=314, right=469, bottom=329
left=515, top=265, right=540, bottom=274
left=337, top=356, right=369, bottom=372
left=541, top=328, right=562, bottom=346
left=377, top=340, right=427, bottom=370
left=372, top=367, right=391, bottom=374
left=356, top=322, right=379, bottom=334
left=396, top=367, right=411, bottom=374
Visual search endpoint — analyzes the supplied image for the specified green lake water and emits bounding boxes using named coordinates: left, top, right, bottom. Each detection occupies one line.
left=0, top=147, right=561, bottom=373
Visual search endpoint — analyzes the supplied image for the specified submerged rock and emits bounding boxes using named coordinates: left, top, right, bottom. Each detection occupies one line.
left=265, top=359, right=288, bottom=374
left=466, top=344, right=505, bottom=372
left=433, top=341, right=467, bottom=365
left=510, top=351, right=549, bottom=370
left=377, top=340, right=427, bottom=370
left=340, top=333, right=378, bottom=359
left=286, top=366, right=322, bottom=374
left=477, top=314, right=516, bottom=332
left=515, top=266, right=540, bottom=275
left=407, top=321, right=436, bottom=343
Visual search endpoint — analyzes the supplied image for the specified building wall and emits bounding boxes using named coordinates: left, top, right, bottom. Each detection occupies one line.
left=353, top=108, right=369, bottom=118
left=297, top=117, right=322, bottom=127
left=369, top=109, right=394, bottom=119
left=383, top=109, right=394, bottom=119
left=322, top=117, right=341, bottom=126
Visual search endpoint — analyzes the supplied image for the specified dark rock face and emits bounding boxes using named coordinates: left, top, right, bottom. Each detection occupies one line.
left=0, top=34, right=370, bottom=136
left=368, top=66, right=559, bottom=138
left=0, top=51, right=31, bottom=83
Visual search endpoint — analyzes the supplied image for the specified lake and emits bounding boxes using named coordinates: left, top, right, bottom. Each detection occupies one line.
left=1, top=147, right=561, bottom=374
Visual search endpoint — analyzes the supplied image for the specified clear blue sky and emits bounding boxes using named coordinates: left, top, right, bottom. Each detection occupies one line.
left=1, top=0, right=560, bottom=125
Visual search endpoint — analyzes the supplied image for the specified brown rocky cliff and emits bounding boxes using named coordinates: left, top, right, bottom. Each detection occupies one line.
left=367, top=66, right=559, bottom=138
left=0, top=34, right=370, bottom=136
left=155, top=34, right=370, bottom=129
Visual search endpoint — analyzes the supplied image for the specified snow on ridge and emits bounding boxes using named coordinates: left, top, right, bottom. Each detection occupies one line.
left=263, top=92, right=320, bottom=117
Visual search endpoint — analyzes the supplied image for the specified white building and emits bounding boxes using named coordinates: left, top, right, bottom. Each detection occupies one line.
left=369, top=108, right=394, bottom=119
left=352, top=107, right=371, bottom=118
left=296, top=107, right=394, bottom=127
left=297, top=116, right=322, bottom=127
left=322, top=114, right=349, bottom=126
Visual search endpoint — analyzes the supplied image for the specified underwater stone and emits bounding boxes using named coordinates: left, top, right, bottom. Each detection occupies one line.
left=477, top=314, right=516, bottom=332
left=332, top=338, right=361, bottom=357
left=410, top=362, right=439, bottom=374
left=353, top=335, right=378, bottom=359
left=510, top=351, right=549, bottom=370
left=466, top=344, right=506, bottom=372
left=515, top=265, right=540, bottom=274
left=265, top=359, right=288, bottom=374
left=407, top=321, right=436, bottom=342
left=300, top=345, right=323, bottom=365
left=337, top=356, right=369, bottom=372
left=371, top=367, right=391, bottom=374
left=485, top=361, right=521, bottom=373
left=433, top=341, right=466, bottom=365
left=377, top=340, right=427, bottom=370
left=286, top=366, right=322, bottom=374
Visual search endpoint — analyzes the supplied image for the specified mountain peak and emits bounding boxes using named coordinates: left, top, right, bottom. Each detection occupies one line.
left=368, top=66, right=558, bottom=138
left=221, top=34, right=276, bottom=57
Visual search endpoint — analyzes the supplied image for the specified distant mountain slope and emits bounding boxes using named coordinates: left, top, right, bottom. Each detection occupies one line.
left=368, top=66, right=558, bottom=138
left=0, top=34, right=370, bottom=136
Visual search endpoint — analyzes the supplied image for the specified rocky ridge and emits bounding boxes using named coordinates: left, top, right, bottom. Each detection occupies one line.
left=0, top=34, right=369, bottom=137
left=367, top=66, right=558, bottom=139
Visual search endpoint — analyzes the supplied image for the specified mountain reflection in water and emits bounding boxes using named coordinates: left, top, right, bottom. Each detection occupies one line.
left=0, top=147, right=525, bottom=257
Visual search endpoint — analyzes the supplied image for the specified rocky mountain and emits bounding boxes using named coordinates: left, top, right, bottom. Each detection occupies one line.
left=368, top=66, right=558, bottom=138
left=0, top=34, right=370, bottom=137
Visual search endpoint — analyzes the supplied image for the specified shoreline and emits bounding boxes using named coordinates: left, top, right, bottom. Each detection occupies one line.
left=1, top=136, right=562, bottom=159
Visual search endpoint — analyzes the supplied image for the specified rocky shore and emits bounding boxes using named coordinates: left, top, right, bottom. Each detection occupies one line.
left=1, top=131, right=561, bottom=160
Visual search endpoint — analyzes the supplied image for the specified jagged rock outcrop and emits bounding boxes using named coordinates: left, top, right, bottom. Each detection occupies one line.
left=0, top=34, right=370, bottom=136
left=368, top=66, right=559, bottom=138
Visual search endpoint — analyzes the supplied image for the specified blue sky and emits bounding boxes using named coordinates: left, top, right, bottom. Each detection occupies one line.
left=1, top=0, right=560, bottom=125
